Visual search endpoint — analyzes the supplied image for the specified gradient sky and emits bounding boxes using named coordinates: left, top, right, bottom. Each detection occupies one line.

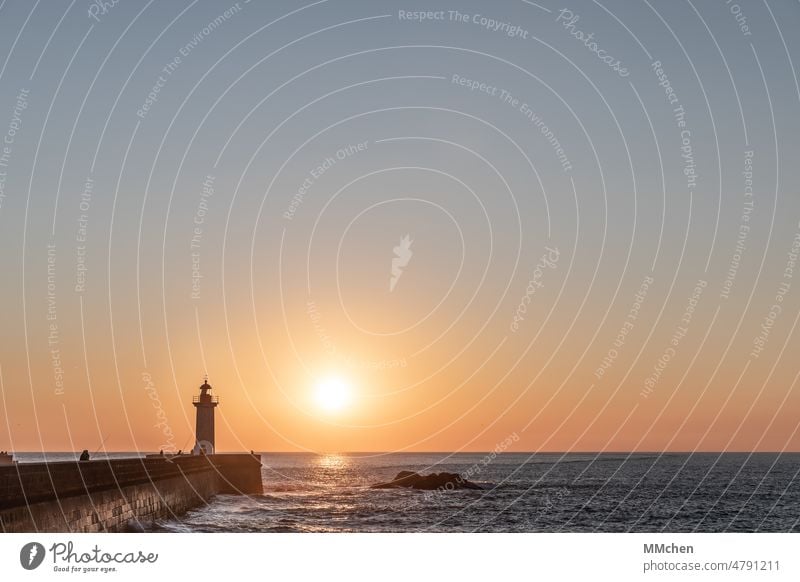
left=1, top=0, right=799, bottom=453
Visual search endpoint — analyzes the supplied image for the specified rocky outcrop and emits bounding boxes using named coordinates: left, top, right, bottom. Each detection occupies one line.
left=371, top=471, right=482, bottom=491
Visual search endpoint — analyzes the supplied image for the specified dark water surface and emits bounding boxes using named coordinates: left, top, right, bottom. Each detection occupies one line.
left=141, top=452, right=800, bottom=532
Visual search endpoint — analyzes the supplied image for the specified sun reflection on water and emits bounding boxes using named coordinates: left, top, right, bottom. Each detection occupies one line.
left=315, top=453, right=349, bottom=470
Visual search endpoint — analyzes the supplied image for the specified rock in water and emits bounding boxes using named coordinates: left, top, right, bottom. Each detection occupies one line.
left=371, top=471, right=482, bottom=490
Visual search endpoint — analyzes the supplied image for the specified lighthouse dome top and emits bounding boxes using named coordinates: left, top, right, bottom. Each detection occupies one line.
left=193, top=376, right=219, bottom=406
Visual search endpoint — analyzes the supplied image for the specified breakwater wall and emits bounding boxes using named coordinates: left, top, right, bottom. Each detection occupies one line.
left=0, top=454, right=262, bottom=532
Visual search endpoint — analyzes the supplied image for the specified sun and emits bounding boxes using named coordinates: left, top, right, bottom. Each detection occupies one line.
left=313, top=377, right=353, bottom=413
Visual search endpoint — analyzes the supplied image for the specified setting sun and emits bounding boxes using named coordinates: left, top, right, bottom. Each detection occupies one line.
left=313, top=377, right=353, bottom=413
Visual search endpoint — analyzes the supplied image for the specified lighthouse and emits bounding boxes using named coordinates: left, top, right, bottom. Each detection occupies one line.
left=192, top=376, right=218, bottom=455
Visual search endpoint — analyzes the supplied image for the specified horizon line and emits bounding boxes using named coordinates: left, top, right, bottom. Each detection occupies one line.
left=7, top=450, right=800, bottom=455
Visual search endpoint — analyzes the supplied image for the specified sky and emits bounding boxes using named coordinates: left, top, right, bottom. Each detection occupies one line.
left=0, top=0, right=799, bottom=453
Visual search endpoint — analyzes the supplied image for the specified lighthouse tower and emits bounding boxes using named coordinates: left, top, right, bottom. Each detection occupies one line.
left=192, top=376, right=218, bottom=455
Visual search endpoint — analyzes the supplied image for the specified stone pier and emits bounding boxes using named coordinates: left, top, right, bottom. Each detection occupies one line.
left=0, top=454, right=262, bottom=532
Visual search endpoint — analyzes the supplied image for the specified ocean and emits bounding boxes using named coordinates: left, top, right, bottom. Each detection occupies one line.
left=13, top=452, right=800, bottom=532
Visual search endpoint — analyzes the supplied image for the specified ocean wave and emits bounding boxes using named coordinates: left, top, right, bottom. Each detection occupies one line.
left=263, top=482, right=325, bottom=493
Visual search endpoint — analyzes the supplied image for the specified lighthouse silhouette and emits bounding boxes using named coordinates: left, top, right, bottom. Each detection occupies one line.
left=192, top=376, right=218, bottom=455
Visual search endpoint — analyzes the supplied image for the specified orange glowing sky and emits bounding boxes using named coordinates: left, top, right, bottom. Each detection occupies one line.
left=1, top=0, right=800, bottom=454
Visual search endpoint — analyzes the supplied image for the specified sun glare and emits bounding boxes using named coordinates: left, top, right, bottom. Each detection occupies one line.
left=314, top=377, right=353, bottom=413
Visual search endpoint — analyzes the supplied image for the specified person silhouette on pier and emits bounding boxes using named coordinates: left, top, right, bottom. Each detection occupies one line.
left=79, top=450, right=90, bottom=461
